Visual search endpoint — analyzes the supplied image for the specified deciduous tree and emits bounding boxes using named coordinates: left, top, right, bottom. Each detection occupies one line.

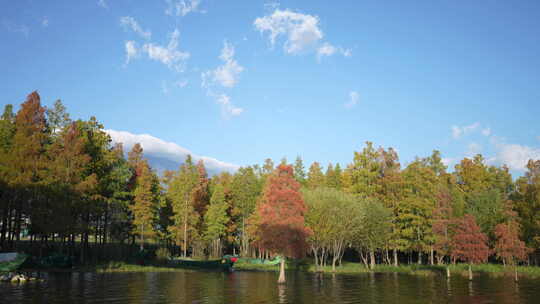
left=252, top=164, right=312, bottom=283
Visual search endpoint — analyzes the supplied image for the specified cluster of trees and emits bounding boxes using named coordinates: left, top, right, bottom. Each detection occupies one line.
left=1, top=92, right=539, bottom=275
left=302, top=144, right=536, bottom=275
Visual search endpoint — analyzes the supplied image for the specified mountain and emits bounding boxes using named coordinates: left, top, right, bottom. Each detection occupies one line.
left=145, top=154, right=222, bottom=177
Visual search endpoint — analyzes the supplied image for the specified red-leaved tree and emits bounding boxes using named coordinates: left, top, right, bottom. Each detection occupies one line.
left=451, top=214, right=489, bottom=280
left=494, top=220, right=530, bottom=281
left=251, top=164, right=312, bottom=283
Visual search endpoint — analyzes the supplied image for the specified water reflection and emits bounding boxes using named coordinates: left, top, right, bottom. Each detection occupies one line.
left=0, top=270, right=538, bottom=303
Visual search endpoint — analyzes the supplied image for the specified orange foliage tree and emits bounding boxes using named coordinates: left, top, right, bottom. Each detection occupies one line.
left=451, top=214, right=489, bottom=280
left=252, top=164, right=312, bottom=283
left=494, top=218, right=530, bottom=281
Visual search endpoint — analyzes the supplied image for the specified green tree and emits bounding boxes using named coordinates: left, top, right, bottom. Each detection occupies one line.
left=307, top=162, right=325, bottom=189
left=293, top=155, right=306, bottom=186
left=230, top=166, right=262, bottom=256
left=354, top=199, right=392, bottom=269
left=204, top=184, right=230, bottom=258
left=47, top=99, right=71, bottom=135
left=168, top=155, right=199, bottom=257
left=303, top=187, right=360, bottom=271
left=325, top=163, right=341, bottom=189
left=345, top=141, right=381, bottom=197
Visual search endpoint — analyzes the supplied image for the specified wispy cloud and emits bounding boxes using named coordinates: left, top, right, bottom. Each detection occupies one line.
left=345, top=91, right=359, bottom=108
left=317, top=42, right=351, bottom=62
left=202, top=41, right=244, bottom=88
left=175, top=80, right=188, bottom=88
left=200, top=41, right=244, bottom=118
left=215, top=93, right=243, bottom=118
left=105, top=129, right=239, bottom=173
left=97, top=0, right=108, bottom=9
left=41, top=17, right=49, bottom=27
left=481, top=127, right=491, bottom=136
left=141, top=28, right=190, bottom=72
left=165, top=0, right=204, bottom=17
left=255, top=9, right=322, bottom=54
left=2, top=20, right=29, bottom=37
left=451, top=122, right=480, bottom=139
left=494, top=141, right=540, bottom=171
left=264, top=1, right=280, bottom=11
left=124, top=40, right=138, bottom=65
left=254, top=8, right=350, bottom=60
left=120, top=16, right=151, bottom=40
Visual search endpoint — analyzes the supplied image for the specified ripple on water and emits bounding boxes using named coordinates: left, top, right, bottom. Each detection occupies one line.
left=0, top=271, right=538, bottom=303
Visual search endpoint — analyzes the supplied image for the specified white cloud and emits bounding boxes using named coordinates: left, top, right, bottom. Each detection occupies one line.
left=124, top=41, right=138, bottom=65
left=317, top=42, right=351, bottom=61
left=481, top=128, right=491, bottom=136
left=105, top=129, right=239, bottom=173
left=254, top=9, right=323, bottom=54
left=254, top=9, right=350, bottom=60
left=441, top=157, right=454, bottom=167
left=165, top=0, right=204, bottom=17
left=494, top=142, right=540, bottom=171
left=215, top=94, right=244, bottom=118
left=345, top=91, right=359, bottom=108
left=175, top=80, right=188, bottom=88
left=97, top=0, right=108, bottom=9
left=120, top=16, right=151, bottom=40
left=317, top=42, right=336, bottom=59
left=42, top=17, right=49, bottom=27
left=142, top=28, right=190, bottom=72
left=202, top=41, right=244, bottom=88
left=451, top=122, right=480, bottom=139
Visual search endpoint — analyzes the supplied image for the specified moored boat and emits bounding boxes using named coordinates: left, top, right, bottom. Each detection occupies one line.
left=168, top=257, right=235, bottom=271
left=0, top=252, right=28, bottom=272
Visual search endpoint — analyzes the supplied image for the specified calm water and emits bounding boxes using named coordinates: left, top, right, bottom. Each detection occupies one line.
left=1, top=270, right=538, bottom=303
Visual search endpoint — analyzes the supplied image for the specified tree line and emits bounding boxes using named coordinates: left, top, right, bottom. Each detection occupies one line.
left=0, top=92, right=539, bottom=271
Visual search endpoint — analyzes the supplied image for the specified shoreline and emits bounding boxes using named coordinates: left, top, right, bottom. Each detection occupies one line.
left=15, top=261, right=540, bottom=278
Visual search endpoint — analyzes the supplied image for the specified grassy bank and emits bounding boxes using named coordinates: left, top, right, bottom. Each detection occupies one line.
left=91, top=262, right=191, bottom=273
left=233, top=260, right=540, bottom=278
left=19, top=258, right=540, bottom=278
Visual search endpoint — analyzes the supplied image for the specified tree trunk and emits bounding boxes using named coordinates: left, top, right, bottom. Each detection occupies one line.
left=370, top=250, right=375, bottom=270
left=278, top=257, right=286, bottom=284
left=514, top=264, right=518, bottom=282
left=140, top=224, right=144, bottom=251
left=312, top=246, right=319, bottom=272
left=430, top=247, right=434, bottom=265
left=417, top=251, right=422, bottom=265
left=446, top=265, right=450, bottom=278
left=468, top=264, right=473, bottom=281
left=393, top=249, right=398, bottom=267
left=183, top=220, right=187, bottom=257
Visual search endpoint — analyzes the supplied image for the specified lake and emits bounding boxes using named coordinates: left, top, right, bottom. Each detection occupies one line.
left=1, top=270, right=538, bottom=303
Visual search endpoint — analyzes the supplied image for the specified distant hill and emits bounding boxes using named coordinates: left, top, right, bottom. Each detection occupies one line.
left=145, top=154, right=222, bottom=177
left=105, top=129, right=237, bottom=177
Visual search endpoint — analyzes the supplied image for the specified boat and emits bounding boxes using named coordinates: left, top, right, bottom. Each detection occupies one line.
left=0, top=252, right=28, bottom=272
left=225, top=255, right=282, bottom=266
left=168, top=257, right=235, bottom=271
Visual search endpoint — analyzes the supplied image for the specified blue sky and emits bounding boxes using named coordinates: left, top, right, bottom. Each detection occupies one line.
left=1, top=0, right=539, bottom=175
